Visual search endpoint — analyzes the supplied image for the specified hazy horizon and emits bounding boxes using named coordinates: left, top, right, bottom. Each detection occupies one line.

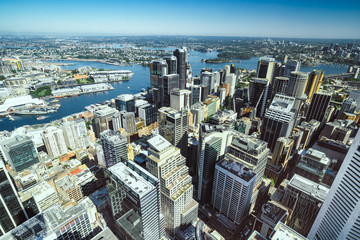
left=1, top=0, right=359, bottom=39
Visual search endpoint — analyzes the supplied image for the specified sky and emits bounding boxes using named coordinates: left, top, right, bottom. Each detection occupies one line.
left=0, top=0, right=359, bottom=38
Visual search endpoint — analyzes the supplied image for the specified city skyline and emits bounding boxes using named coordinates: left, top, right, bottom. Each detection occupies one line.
left=0, top=0, right=360, bottom=38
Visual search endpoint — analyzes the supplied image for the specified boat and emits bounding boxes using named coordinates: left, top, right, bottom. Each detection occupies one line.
left=37, top=116, right=47, bottom=120
left=8, top=115, right=14, bottom=121
left=51, top=99, right=59, bottom=103
left=56, top=96, right=63, bottom=99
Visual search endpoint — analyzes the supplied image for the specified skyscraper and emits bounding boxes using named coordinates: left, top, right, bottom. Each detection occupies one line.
left=93, top=107, right=119, bottom=138
left=308, top=130, right=360, bottom=240
left=174, top=48, right=188, bottom=89
left=260, top=94, right=296, bottom=152
left=256, top=57, right=276, bottom=83
left=138, top=104, right=157, bottom=126
left=146, top=135, right=198, bottom=235
left=211, top=157, right=256, bottom=225
left=158, top=107, right=189, bottom=157
left=100, top=129, right=127, bottom=168
left=286, top=71, right=309, bottom=97
left=0, top=162, right=28, bottom=236
left=170, top=88, right=192, bottom=111
left=1, top=136, right=39, bottom=172
left=228, top=133, right=270, bottom=187
left=115, top=94, right=135, bottom=112
left=150, top=60, right=167, bottom=89
left=248, top=78, right=270, bottom=118
left=106, top=162, right=164, bottom=240
left=282, top=174, right=329, bottom=236
left=41, top=126, right=68, bottom=159
left=164, top=55, right=177, bottom=74
left=161, top=74, right=180, bottom=107
left=283, top=60, right=301, bottom=78
left=305, top=70, right=324, bottom=102
left=306, top=93, right=331, bottom=123
left=271, top=76, right=289, bottom=99
left=121, top=112, right=136, bottom=134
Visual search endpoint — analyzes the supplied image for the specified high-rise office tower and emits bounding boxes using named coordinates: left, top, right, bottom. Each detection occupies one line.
left=308, top=130, right=360, bottom=240
left=164, top=55, right=177, bottom=74
left=100, top=129, right=127, bottom=168
left=211, top=157, right=256, bottom=225
left=337, top=98, right=357, bottom=118
left=282, top=174, right=329, bottom=237
left=306, top=93, right=331, bottom=123
left=228, top=133, right=270, bottom=187
left=170, top=88, right=192, bottom=111
left=1, top=136, right=39, bottom=172
left=305, top=70, right=324, bottom=102
left=283, top=60, right=301, bottom=78
left=138, top=103, right=157, bottom=126
left=93, top=107, right=119, bottom=138
left=174, top=48, right=188, bottom=89
left=271, top=76, right=289, bottom=99
left=286, top=71, right=309, bottom=97
left=150, top=60, right=167, bottom=89
left=260, top=94, right=296, bottom=152
left=106, top=162, right=164, bottom=240
left=0, top=162, right=28, bottom=236
left=41, top=126, right=68, bottom=159
left=226, top=73, right=236, bottom=97
left=158, top=107, right=188, bottom=157
left=121, top=112, right=136, bottom=134
left=146, top=135, right=198, bottom=235
left=256, top=57, right=276, bottom=83
left=115, top=94, right=135, bottom=112
left=248, top=78, right=270, bottom=118
left=191, top=85, right=202, bottom=105
left=265, top=137, right=294, bottom=185
left=161, top=74, right=180, bottom=107
left=197, top=129, right=222, bottom=204
left=62, top=119, right=89, bottom=150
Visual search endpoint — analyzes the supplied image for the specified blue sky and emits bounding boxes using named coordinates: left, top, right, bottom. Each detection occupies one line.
left=0, top=0, right=359, bottom=38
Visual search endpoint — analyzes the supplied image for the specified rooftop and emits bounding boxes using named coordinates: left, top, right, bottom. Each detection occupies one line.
left=288, top=174, right=329, bottom=201
left=231, top=133, right=268, bottom=156
left=271, top=222, right=308, bottom=240
left=217, top=158, right=256, bottom=182
left=148, top=135, right=173, bottom=153
left=108, top=162, right=154, bottom=198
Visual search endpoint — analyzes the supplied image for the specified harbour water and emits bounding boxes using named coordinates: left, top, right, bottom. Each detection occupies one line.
left=0, top=49, right=349, bottom=131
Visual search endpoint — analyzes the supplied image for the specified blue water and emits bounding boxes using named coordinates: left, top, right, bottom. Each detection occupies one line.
left=0, top=49, right=349, bottom=131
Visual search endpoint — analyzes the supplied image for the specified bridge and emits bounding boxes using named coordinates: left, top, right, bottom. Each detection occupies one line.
left=324, top=72, right=355, bottom=79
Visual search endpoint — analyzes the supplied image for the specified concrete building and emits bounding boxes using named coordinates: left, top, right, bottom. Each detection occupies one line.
left=170, top=88, right=192, bottom=111
left=256, top=57, right=276, bottom=83
left=308, top=130, right=360, bottom=240
left=270, top=222, right=308, bottom=240
left=93, top=107, right=119, bottom=138
left=138, top=103, right=157, bottom=126
left=286, top=72, right=309, bottom=109
left=282, top=174, right=329, bottom=236
left=106, top=162, right=164, bottom=240
left=229, top=133, right=270, bottom=187
left=211, top=157, right=256, bottom=225
left=146, top=135, right=198, bottom=236
left=122, top=112, right=136, bottom=134
left=62, top=119, right=90, bottom=150
left=100, top=129, right=128, bottom=168
left=1, top=136, right=39, bottom=172
left=174, top=48, right=188, bottom=89
left=191, top=85, right=202, bottom=105
left=294, top=149, right=331, bottom=183
left=41, top=126, right=68, bottom=159
left=158, top=107, right=189, bottom=157
left=271, top=76, right=289, bottom=99
left=260, top=94, right=296, bottom=152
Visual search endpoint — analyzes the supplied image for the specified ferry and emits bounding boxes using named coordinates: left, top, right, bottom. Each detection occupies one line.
left=37, top=116, right=48, bottom=120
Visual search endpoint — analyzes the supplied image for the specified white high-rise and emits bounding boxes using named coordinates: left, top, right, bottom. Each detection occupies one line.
left=62, top=119, right=89, bottom=149
left=308, top=130, right=360, bottom=240
left=42, top=126, right=68, bottom=158
left=146, top=135, right=198, bottom=236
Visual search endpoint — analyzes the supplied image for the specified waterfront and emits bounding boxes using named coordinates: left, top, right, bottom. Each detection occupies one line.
left=0, top=49, right=349, bottom=131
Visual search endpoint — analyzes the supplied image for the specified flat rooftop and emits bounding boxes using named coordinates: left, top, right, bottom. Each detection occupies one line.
left=217, top=158, right=255, bottom=182
left=271, top=222, right=308, bottom=240
left=108, top=162, right=154, bottom=198
left=288, top=174, right=329, bottom=201
left=148, top=135, right=172, bottom=153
